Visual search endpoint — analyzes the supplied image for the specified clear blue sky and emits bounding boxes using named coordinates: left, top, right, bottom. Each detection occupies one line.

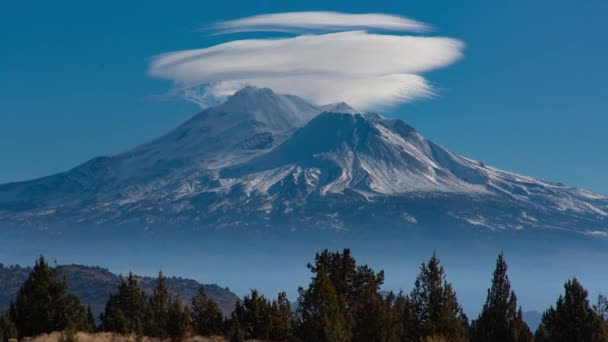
left=1, top=0, right=607, bottom=194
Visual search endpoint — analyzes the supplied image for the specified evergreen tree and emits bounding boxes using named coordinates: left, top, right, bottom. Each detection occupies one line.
left=149, top=271, right=171, bottom=337
left=297, top=248, right=396, bottom=341
left=166, top=295, right=190, bottom=341
left=513, top=308, right=534, bottom=342
left=374, top=291, right=408, bottom=342
left=297, top=262, right=352, bottom=342
left=0, top=311, right=17, bottom=342
left=64, top=294, right=96, bottom=332
left=394, top=291, right=417, bottom=341
left=229, top=315, right=244, bottom=342
left=409, top=252, right=468, bottom=342
left=595, top=294, right=608, bottom=325
left=470, top=253, right=533, bottom=342
left=233, top=289, right=272, bottom=340
left=99, top=293, right=128, bottom=334
left=268, top=291, right=294, bottom=341
left=99, top=273, right=152, bottom=335
left=538, top=278, right=607, bottom=342
left=534, top=324, right=550, bottom=342
left=85, top=306, right=96, bottom=332
left=350, top=264, right=399, bottom=342
left=11, top=256, right=93, bottom=338
left=596, top=294, right=608, bottom=340
left=190, top=286, right=224, bottom=336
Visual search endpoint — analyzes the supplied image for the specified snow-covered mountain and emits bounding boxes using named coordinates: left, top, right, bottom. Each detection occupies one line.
left=1, top=87, right=607, bottom=236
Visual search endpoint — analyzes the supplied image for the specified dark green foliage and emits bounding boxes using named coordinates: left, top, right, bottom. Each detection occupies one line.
left=296, top=249, right=397, bottom=342
left=268, top=292, right=295, bottom=340
left=7, top=249, right=608, bottom=342
left=100, top=273, right=191, bottom=339
left=229, top=315, right=244, bottom=342
left=350, top=265, right=400, bottom=342
left=470, top=253, right=533, bottom=342
left=190, top=286, right=224, bottom=336
left=408, top=252, right=468, bottom=342
left=232, top=289, right=272, bottom=340
left=537, top=278, right=607, bottom=342
left=149, top=271, right=171, bottom=337
left=0, top=311, right=17, bottom=342
left=297, top=267, right=351, bottom=342
left=166, top=295, right=190, bottom=341
left=64, top=294, right=96, bottom=332
left=595, top=294, right=608, bottom=323
left=85, top=306, right=96, bottom=332
left=533, top=324, right=549, bottom=342
left=387, top=292, right=416, bottom=341
left=370, top=291, right=407, bottom=342
left=11, top=256, right=94, bottom=338
left=99, top=273, right=152, bottom=335
left=513, top=309, right=534, bottom=342
left=229, top=289, right=296, bottom=341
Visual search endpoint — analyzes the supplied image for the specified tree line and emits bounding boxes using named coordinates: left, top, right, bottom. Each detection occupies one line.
left=1, top=251, right=608, bottom=341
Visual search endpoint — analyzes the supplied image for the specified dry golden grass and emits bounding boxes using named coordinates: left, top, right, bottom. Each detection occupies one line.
left=23, top=332, right=228, bottom=342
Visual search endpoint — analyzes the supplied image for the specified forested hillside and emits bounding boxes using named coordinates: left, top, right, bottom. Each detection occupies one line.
left=0, top=263, right=238, bottom=318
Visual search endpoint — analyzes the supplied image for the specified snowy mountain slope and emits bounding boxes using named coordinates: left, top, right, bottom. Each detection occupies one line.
left=95, top=86, right=322, bottom=175
left=209, top=112, right=608, bottom=232
left=0, top=87, right=606, bottom=235
left=0, top=87, right=329, bottom=212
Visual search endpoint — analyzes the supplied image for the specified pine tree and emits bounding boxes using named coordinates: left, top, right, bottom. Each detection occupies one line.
left=297, top=262, right=352, bottom=342
left=595, top=294, right=608, bottom=322
left=99, top=291, right=128, bottom=334
left=297, top=248, right=397, bottom=341
left=470, top=253, right=533, bottom=342
left=234, top=289, right=272, bottom=340
left=149, top=271, right=171, bottom=337
left=229, top=315, right=244, bottom=342
left=100, top=273, right=152, bottom=335
left=268, top=291, right=294, bottom=340
left=11, top=256, right=92, bottom=338
left=514, top=308, right=534, bottom=342
left=409, top=252, right=468, bottom=342
left=534, top=324, right=550, bottom=342
left=596, top=294, right=608, bottom=340
left=538, top=278, right=607, bottom=342
left=190, top=286, right=224, bottom=336
left=0, top=311, right=17, bottom=342
left=64, top=293, right=96, bottom=332
left=350, top=264, right=399, bottom=342
left=85, top=306, right=96, bottom=332
left=394, top=291, right=417, bottom=341
left=166, top=295, right=190, bottom=341
left=371, top=291, right=406, bottom=342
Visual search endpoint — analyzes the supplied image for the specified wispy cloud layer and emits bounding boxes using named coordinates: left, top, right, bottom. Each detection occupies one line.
left=148, top=12, right=464, bottom=110
left=209, top=11, right=431, bottom=34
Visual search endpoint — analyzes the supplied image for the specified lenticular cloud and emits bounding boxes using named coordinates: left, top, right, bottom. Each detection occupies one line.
left=208, top=11, right=432, bottom=34
left=148, top=12, right=464, bottom=110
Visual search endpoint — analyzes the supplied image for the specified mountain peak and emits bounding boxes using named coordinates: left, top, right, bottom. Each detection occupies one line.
left=230, top=85, right=275, bottom=98
left=224, top=86, right=358, bottom=116
left=218, top=86, right=321, bottom=133
left=319, top=101, right=358, bottom=114
left=222, top=86, right=280, bottom=111
left=225, top=86, right=306, bottom=108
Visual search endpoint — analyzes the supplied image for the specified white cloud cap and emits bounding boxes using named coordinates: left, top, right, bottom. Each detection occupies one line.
left=148, top=13, right=464, bottom=110
left=209, top=11, right=431, bottom=34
